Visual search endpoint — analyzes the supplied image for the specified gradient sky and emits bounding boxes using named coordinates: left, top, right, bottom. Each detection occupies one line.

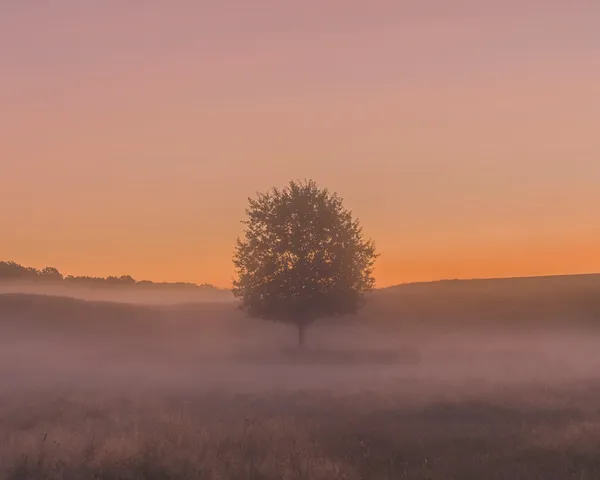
left=1, top=1, right=599, bottom=288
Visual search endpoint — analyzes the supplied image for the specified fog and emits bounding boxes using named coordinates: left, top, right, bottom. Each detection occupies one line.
left=0, top=281, right=235, bottom=305
left=3, top=291, right=600, bottom=478
left=2, top=292, right=600, bottom=402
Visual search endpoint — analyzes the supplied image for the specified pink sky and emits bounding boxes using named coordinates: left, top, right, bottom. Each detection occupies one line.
left=1, top=1, right=599, bottom=287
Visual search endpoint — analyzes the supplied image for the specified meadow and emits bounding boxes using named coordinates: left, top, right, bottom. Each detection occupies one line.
left=1, top=278, right=600, bottom=479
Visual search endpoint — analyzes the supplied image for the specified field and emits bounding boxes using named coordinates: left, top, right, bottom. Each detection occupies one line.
left=1, top=282, right=600, bottom=479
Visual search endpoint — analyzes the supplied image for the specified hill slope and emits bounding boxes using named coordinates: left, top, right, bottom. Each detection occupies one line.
left=1, top=273, right=598, bottom=330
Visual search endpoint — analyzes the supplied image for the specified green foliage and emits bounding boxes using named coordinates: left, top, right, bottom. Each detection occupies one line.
left=233, top=180, right=378, bottom=334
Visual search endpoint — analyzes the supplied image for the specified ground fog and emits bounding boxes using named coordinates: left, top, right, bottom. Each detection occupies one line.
left=2, top=294, right=600, bottom=479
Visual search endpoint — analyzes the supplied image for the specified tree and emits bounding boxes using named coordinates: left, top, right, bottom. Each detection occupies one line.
left=232, top=179, right=379, bottom=347
left=0, top=261, right=37, bottom=280
left=39, top=266, right=63, bottom=281
left=118, top=275, right=136, bottom=285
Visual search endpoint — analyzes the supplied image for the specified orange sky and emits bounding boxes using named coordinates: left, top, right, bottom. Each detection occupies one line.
left=1, top=1, right=599, bottom=288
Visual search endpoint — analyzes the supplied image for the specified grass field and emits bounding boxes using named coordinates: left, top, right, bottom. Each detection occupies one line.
left=3, top=382, right=600, bottom=479
left=1, top=288, right=600, bottom=479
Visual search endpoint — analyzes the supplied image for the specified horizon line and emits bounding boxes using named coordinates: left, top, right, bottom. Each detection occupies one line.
left=2, top=260, right=598, bottom=292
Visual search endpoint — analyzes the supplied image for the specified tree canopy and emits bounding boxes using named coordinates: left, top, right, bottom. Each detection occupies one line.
left=232, top=179, right=378, bottom=346
left=0, top=261, right=217, bottom=291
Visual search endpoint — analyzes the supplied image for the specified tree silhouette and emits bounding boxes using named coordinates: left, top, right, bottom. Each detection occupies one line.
left=0, top=261, right=220, bottom=291
left=232, top=180, right=379, bottom=347
left=0, top=261, right=38, bottom=280
left=39, top=266, right=63, bottom=281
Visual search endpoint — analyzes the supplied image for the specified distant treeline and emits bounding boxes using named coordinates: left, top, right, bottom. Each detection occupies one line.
left=0, top=261, right=217, bottom=290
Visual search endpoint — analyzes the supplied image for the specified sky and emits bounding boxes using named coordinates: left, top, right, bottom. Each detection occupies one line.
left=1, top=1, right=599, bottom=288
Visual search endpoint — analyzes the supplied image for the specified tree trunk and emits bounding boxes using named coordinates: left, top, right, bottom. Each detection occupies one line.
left=297, top=324, right=306, bottom=348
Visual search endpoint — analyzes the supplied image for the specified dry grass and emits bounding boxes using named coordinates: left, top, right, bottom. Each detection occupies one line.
left=2, top=384, right=600, bottom=480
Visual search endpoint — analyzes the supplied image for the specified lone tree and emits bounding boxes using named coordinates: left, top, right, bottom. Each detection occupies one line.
left=232, top=179, right=379, bottom=347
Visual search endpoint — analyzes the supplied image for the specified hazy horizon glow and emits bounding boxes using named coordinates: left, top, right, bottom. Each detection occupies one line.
left=2, top=1, right=599, bottom=288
